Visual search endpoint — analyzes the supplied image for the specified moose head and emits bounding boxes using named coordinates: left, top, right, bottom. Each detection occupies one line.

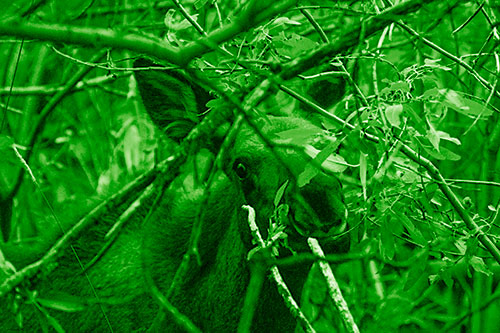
left=134, top=58, right=348, bottom=331
left=0, top=59, right=348, bottom=332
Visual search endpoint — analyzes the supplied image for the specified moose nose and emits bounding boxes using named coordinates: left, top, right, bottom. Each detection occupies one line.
left=292, top=175, right=346, bottom=238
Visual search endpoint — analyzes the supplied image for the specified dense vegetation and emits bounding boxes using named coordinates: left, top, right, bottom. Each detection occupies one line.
left=0, top=0, right=499, bottom=332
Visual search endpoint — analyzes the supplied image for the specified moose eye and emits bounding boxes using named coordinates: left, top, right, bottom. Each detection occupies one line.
left=233, top=161, right=248, bottom=179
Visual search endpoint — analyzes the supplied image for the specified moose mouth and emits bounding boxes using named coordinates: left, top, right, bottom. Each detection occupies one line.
left=280, top=179, right=346, bottom=236
left=289, top=204, right=347, bottom=239
left=270, top=203, right=349, bottom=254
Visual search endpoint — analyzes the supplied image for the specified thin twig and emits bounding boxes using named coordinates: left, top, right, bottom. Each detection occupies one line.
left=397, top=22, right=500, bottom=99
left=277, top=84, right=500, bottom=265
left=308, top=238, right=359, bottom=333
left=166, top=115, right=244, bottom=299
left=242, top=205, right=315, bottom=333
left=0, top=158, right=164, bottom=297
left=6, top=51, right=107, bottom=201
left=0, top=1, right=297, bottom=67
left=171, top=0, right=207, bottom=36
left=300, top=8, right=329, bottom=43
left=11, top=145, right=115, bottom=332
left=452, top=1, right=484, bottom=34
left=280, top=0, right=438, bottom=79
left=145, top=270, right=202, bottom=333
left=0, top=73, right=130, bottom=96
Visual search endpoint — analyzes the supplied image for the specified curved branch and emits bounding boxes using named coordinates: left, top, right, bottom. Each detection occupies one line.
left=0, top=1, right=296, bottom=67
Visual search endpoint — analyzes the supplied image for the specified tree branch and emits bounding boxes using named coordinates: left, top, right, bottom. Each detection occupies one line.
left=0, top=1, right=296, bottom=67
left=279, top=0, right=441, bottom=79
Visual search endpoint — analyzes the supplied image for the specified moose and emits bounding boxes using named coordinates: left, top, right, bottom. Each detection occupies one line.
left=0, top=58, right=348, bottom=332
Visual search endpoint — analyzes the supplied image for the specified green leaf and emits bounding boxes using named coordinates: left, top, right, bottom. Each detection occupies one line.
left=404, top=253, right=427, bottom=291
left=164, top=9, right=199, bottom=31
left=398, top=213, right=426, bottom=245
left=360, top=152, right=367, bottom=199
left=36, top=297, right=86, bottom=312
left=416, top=134, right=461, bottom=161
left=439, top=89, right=493, bottom=117
left=380, top=216, right=395, bottom=260
left=426, top=123, right=440, bottom=152
left=421, top=144, right=461, bottom=161
left=38, top=0, right=94, bottom=21
left=425, top=124, right=459, bottom=153
left=385, top=104, right=403, bottom=128
left=194, top=0, right=209, bottom=10
left=46, top=314, right=66, bottom=333
left=422, top=88, right=439, bottom=99
left=436, top=130, right=460, bottom=146
left=275, top=126, right=321, bottom=145
left=274, top=180, right=289, bottom=207
left=303, top=145, right=347, bottom=173
left=380, top=81, right=411, bottom=101
left=273, top=33, right=318, bottom=58
left=423, top=58, right=452, bottom=71
left=469, top=256, right=493, bottom=276
left=298, top=139, right=344, bottom=187
left=404, top=104, right=427, bottom=134
left=0, top=1, right=32, bottom=19
left=270, top=17, right=302, bottom=29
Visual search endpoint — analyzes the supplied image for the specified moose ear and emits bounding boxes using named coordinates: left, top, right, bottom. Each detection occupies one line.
left=133, top=58, right=212, bottom=142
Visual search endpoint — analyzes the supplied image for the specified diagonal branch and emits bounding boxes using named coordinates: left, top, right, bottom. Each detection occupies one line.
left=0, top=1, right=296, bottom=67
left=279, top=0, right=446, bottom=79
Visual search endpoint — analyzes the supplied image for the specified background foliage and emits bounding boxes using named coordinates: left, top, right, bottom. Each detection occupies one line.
left=0, top=0, right=499, bottom=332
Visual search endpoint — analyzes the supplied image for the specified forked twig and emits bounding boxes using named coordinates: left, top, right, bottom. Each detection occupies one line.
left=241, top=205, right=315, bottom=333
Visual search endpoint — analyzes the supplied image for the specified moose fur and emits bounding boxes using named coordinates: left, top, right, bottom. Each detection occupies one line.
left=0, top=59, right=347, bottom=332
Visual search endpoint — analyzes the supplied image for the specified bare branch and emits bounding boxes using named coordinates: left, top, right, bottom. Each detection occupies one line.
left=308, top=238, right=359, bottom=333
left=242, top=205, right=315, bottom=333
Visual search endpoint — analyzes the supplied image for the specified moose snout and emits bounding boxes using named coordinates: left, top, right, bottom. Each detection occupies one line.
left=289, top=175, right=347, bottom=241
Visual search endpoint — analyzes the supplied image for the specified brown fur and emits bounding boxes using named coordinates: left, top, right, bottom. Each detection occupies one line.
left=0, top=60, right=346, bottom=332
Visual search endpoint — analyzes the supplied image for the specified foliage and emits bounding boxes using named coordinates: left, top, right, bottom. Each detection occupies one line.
left=0, top=0, right=499, bottom=332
